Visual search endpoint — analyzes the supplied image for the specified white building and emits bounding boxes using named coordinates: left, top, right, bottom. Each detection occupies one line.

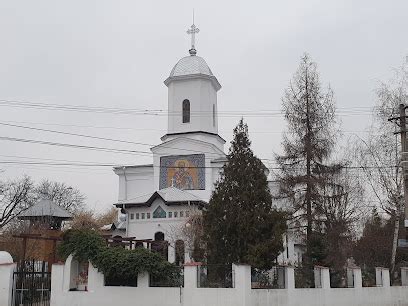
left=113, top=22, right=302, bottom=266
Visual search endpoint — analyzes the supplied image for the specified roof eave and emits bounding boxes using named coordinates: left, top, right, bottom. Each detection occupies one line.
left=164, top=74, right=221, bottom=91
left=114, top=200, right=206, bottom=209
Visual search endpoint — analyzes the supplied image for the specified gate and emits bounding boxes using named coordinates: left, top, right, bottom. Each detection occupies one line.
left=12, top=260, right=51, bottom=306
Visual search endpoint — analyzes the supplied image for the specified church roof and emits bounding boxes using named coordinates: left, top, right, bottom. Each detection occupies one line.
left=164, top=55, right=221, bottom=91
left=19, top=198, right=73, bottom=220
left=169, top=55, right=213, bottom=77
left=115, top=187, right=205, bottom=208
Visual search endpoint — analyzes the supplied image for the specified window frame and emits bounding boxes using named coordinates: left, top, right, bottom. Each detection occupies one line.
left=182, top=99, right=190, bottom=123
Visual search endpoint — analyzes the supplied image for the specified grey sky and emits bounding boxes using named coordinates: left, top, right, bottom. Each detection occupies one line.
left=0, top=0, right=407, bottom=212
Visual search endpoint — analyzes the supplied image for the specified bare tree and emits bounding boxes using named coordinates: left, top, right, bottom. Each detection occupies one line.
left=316, top=167, right=366, bottom=278
left=0, top=176, right=34, bottom=228
left=354, top=58, right=408, bottom=275
left=35, top=179, right=85, bottom=213
left=275, top=53, right=339, bottom=256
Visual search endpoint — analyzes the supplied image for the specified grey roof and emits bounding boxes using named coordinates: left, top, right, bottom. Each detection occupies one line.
left=113, top=164, right=153, bottom=170
left=164, top=55, right=221, bottom=91
left=158, top=187, right=202, bottom=202
left=115, top=187, right=205, bottom=208
left=19, top=198, right=73, bottom=220
left=169, top=55, right=213, bottom=77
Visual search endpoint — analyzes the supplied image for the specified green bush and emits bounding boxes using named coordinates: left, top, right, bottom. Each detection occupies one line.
left=58, top=229, right=178, bottom=280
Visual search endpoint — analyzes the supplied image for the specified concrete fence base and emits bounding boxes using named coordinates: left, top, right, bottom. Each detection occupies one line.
left=48, top=260, right=408, bottom=306
left=1, top=250, right=408, bottom=306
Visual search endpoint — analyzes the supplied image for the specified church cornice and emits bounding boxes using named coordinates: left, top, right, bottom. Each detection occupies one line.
left=160, top=131, right=226, bottom=144
left=164, top=73, right=221, bottom=91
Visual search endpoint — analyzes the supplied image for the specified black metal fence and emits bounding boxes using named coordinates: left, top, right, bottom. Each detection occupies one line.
left=104, top=274, right=137, bottom=287
left=150, top=267, right=184, bottom=287
left=294, top=267, right=315, bottom=288
left=197, top=265, right=234, bottom=288
left=329, top=268, right=348, bottom=288
left=361, top=266, right=377, bottom=287
left=12, top=260, right=51, bottom=306
left=251, top=267, right=286, bottom=289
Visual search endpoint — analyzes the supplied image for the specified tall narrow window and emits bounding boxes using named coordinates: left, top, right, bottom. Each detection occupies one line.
left=213, top=104, right=216, bottom=127
left=182, top=99, right=190, bottom=123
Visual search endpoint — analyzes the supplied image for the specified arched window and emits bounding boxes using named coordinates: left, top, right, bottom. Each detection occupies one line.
left=152, top=232, right=168, bottom=260
left=154, top=232, right=165, bottom=241
left=182, top=99, right=190, bottom=123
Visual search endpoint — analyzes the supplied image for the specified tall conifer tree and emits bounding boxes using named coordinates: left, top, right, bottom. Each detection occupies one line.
left=203, top=119, right=286, bottom=270
left=275, top=53, right=338, bottom=263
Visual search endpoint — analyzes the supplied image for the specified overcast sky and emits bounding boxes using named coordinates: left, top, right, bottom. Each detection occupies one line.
left=0, top=0, right=407, bottom=213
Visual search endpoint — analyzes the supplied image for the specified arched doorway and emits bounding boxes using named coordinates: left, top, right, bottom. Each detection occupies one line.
left=152, top=232, right=168, bottom=260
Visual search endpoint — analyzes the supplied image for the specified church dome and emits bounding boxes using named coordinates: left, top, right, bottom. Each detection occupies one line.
left=165, top=54, right=221, bottom=91
left=169, top=55, right=213, bottom=78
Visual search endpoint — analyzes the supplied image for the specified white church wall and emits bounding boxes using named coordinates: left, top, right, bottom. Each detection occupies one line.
left=167, top=78, right=218, bottom=135
left=114, top=166, right=155, bottom=202
left=151, top=138, right=224, bottom=201
left=126, top=198, right=192, bottom=243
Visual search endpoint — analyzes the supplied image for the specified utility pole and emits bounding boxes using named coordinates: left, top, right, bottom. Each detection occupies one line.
left=398, top=104, right=408, bottom=231
left=389, top=104, right=408, bottom=246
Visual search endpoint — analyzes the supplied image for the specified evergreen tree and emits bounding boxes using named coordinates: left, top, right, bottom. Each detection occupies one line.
left=203, top=119, right=286, bottom=270
left=275, top=54, right=339, bottom=261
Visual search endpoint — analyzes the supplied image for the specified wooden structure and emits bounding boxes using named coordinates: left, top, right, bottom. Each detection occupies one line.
left=14, top=199, right=73, bottom=264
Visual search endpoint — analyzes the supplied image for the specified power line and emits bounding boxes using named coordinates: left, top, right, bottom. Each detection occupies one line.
left=0, top=119, right=374, bottom=134
left=0, top=122, right=153, bottom=147
left=0, top=158, right=400, bottom=171
left=0, top=136, right=152, bottom=156
left=0, top=122, right=241, bottom=157
left=0, top=99, right=381, bottom=118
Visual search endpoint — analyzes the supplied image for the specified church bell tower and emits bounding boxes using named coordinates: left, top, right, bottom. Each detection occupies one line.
left=163, top=22, right=222, bottom=139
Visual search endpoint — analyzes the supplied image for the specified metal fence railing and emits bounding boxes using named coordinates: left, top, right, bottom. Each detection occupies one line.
left=251, top=267, right=286, bottom=289
left=104, top=275, right=137, bottom=287
left=329, top=269, right=348, bottom=288
left=150, top=267, right=184, bottom=287
left=361, top=266, right=376, bottom=287
left=197, top=265, right=234, bottom=288
left=294, top=267, right=315, bottom=288
left=12, top=260, right=51, bottom=306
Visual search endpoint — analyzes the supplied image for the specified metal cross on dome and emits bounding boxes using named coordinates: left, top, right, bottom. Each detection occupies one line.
left=187, top=21, right=200, bottom=55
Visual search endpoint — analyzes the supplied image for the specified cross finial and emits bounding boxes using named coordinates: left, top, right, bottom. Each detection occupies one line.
left=187, top=11, right=199, bottom=56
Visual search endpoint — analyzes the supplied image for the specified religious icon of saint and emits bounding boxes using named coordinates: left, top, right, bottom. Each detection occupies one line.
left=172, top=160, right=194, bottom=190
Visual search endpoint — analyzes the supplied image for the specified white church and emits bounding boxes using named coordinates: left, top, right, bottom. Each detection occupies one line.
left=112, top=22, right=303, bottom=266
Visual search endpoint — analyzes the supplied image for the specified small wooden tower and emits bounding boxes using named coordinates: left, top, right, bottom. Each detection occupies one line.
left=17, top=199, right=73, bottom=263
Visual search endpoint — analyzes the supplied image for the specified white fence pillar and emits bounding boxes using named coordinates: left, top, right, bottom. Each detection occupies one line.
left=0, top=252, right=15, bottom=306
left=314, top=266, right=330, bottom=289
left=51, top=263, right=64, bottom=306
left=347, top=267, right=362, bottom=288
left=375, top=267, right=390, bottom=287
left=137, top=272, right=150, bottom=288
left=183, top=262, right=200, bottom=306
left=87, top=262, right=104, bottom=292
left=232, top=264, right=251, bottom=306
left=401, top=267, right=408, bottom=286
left=184, top=262, right=200, bottom=289
left=284, top=266, right=295, bottom=289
